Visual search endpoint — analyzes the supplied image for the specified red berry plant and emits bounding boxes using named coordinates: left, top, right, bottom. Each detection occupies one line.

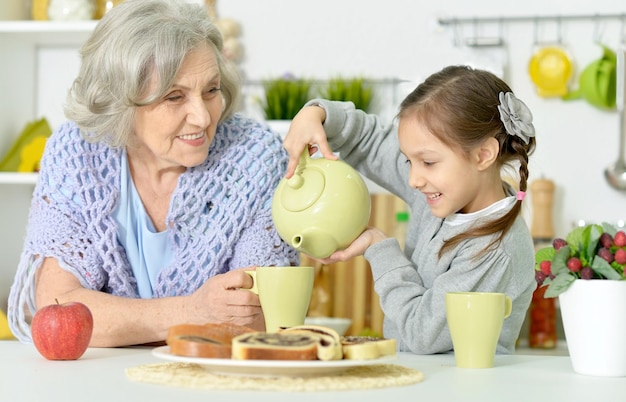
left=535, top=223, right=626, bottom=298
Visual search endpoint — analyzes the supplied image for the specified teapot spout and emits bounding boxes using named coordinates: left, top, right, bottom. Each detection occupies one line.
left=291, top=230, right=337, bottom=259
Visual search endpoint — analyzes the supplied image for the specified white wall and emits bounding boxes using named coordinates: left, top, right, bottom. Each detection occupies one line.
left=217, top=0, right=626, bottom=238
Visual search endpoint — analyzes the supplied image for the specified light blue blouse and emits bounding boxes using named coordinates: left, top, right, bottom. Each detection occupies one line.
left=112, top=151, right=174, bottom=298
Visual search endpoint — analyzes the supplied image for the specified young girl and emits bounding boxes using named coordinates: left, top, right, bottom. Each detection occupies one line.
left=283, top=65, right=537, bottom=354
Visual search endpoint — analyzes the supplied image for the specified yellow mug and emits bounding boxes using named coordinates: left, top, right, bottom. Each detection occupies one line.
left=445, top=292, right=512, bottom=369
left=244, top=266, right=314, bottom=332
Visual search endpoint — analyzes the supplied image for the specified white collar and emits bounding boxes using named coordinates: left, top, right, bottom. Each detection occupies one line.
left=445, top=195, right=516, bottom=227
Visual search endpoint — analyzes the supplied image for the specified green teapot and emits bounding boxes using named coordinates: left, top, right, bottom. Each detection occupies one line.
left=564, top=44, right=617, bottom=110
left=271, top=150, right=371, bottom=259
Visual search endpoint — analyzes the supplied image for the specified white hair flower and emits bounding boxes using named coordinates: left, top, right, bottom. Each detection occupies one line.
left=497, top=92, right=535, bottom=144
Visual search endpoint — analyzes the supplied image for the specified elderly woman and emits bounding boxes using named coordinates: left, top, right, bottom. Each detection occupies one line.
left=8, top=0, right=298, bottom=347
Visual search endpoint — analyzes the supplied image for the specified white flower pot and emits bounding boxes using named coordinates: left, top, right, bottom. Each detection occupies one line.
left=559, top=279, right=626, bottom=377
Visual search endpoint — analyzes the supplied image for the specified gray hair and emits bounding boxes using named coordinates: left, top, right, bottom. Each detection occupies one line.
left=64, top=0, right=241, bottom=148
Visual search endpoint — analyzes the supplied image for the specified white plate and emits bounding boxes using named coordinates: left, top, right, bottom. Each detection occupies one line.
left=152, top=346, right=397, bottom=377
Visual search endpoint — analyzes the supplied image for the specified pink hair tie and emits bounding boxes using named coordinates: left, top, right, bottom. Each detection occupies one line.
left=516, top=191, right=526, bottom=201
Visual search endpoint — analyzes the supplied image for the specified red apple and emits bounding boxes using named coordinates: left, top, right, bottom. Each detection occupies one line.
left=31, top=299, right=93, bottom=360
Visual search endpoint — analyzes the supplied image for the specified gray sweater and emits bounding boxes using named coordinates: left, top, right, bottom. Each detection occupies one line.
left=312, top=99, right=535, bottom=354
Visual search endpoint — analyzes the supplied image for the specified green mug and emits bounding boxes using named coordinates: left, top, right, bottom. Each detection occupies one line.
left=244, top=266, right=315, bottom=332
left=445, top=292, right=512, bottom=369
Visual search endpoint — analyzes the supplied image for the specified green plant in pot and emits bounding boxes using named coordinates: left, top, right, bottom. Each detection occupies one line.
left=534, top=222, right=625, bottom=297
left=319, top=76, right=374, bottom=112
left=261, top=74, right=313, bottom=120
left=535, top=222, right=626, bottom=377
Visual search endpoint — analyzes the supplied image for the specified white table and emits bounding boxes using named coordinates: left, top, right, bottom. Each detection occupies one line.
left=2, top=340, right=624, bottom=401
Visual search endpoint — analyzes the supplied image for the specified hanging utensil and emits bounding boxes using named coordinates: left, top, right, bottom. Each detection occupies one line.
left=463, top=18, right=504, bottom=47
left=562, top=44, right=617, bottom=110
left=528, top=17, right=574, bottom=98
left=605, top=43, right=626, bottom=191
left=453, top=19, right=507, bottom=78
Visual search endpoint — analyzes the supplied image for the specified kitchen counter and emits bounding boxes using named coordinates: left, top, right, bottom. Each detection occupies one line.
left=515, top=338, right=570, bottom=356
left=2, top=340, right=624, bottom=401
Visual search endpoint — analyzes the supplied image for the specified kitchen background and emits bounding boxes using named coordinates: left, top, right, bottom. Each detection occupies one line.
left=216, top=0, right=626, bottom=236
left=1, top=0, right=625, bottom=338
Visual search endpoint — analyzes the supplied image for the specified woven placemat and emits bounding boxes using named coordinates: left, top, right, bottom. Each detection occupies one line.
left=126, top=362, right=424, bottom=392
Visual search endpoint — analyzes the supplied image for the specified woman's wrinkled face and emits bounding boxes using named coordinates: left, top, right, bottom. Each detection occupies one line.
left=398, top=114, right=484, bottom=218
left=132, top=44, right=223, bottom=170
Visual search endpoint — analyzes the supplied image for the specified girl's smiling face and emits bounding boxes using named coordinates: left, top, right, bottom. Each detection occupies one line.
left=398, top=114, right=501, bottom=218
left=130, top=43, right=224, bottom=171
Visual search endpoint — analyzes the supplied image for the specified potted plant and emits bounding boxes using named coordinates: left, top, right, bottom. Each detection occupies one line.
left=535, top=223, right=626, bottom=376
left=259, top=73, right=312, bottom=138
left=319, top=76, right=374, bottom=112
left=261, top=73, right=312, bottom=121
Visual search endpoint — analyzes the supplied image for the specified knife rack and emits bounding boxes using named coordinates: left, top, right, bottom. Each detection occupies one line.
left=305, top=193, right=406, bottom=336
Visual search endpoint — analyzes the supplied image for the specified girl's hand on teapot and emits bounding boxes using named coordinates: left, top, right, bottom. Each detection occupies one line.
left=283, top=105, right=338, bottom=179
left=315, top=227, right=388, bottom=264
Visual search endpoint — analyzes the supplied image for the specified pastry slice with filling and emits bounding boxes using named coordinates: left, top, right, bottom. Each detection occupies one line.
left=231, top=332, right=320, bottom=360
left=279, top=324, right=343, bottom=361
left=166, top=322, right=256, bottom=358
left=341, top=336, right=397, bottom=360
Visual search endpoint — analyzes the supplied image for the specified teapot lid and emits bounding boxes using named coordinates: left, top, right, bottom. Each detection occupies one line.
left=280, top=168, right=325, bottom=212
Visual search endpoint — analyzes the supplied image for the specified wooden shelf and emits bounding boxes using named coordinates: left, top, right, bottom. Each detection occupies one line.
left=0, top=20, right=97, bottom=33
left=0, top=172, right=38, bottom=185
left=0, top=20, right=96, bottom=45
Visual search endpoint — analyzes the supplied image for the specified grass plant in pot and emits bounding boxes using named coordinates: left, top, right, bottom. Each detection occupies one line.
left=535, top=223, right=626, bottom=376
left=319, top=76, right=374, bottom=112
left=261, top=74, right=312, bottom=138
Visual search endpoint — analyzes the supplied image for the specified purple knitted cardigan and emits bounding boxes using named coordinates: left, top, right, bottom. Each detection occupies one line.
left=8, top=114, right=299, bottom=342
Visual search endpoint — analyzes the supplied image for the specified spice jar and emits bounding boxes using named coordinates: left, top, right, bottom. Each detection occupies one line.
left=528, top=178, right=558, bottom=349
left=528, top=285, right=557, bottom=348
left=48, top=0, right=95, bottom=21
